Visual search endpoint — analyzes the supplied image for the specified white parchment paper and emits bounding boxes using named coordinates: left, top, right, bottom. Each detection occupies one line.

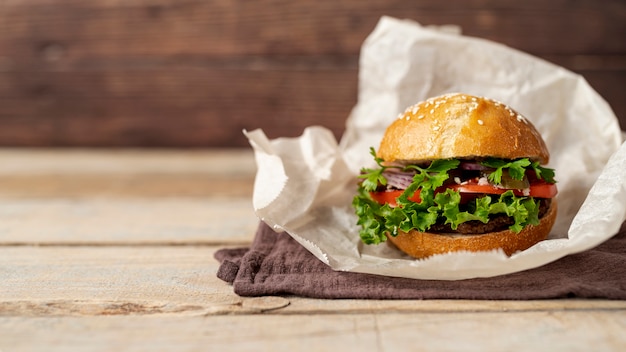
left=245, top=17, right=626, bottom=280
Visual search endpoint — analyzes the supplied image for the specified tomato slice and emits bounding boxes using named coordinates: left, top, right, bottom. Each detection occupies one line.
left=450, top=181, right=558, bottom=198
left=369, top=189, right=420, bottom=207
left=527, top=181, right=559, bottom=198
left=369, top=181, right=557, bottom=206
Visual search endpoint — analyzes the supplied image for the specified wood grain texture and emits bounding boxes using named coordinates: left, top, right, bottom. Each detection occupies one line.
left=0, top=69, right=357, bottom=146
left=3, top=311, right=624, bottom=352
left=0, top=148, right=256, bottom=198
left=0, top=0, right=624, bottom=147
left=0, top=149, right=258, bottom=244
left=2, top=245, right=626, bottom=315
left=1, top=245, right=626, bottom=351
left=0, top=198, right=258, bottom=244
left=1, top=148, right=625, bottom=351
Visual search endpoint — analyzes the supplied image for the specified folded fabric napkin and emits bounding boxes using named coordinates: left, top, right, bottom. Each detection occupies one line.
left=215, top=222, right=626, bottom=300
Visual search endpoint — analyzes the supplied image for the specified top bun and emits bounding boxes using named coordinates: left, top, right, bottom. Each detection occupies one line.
left=378, top=93, right=550, bottom=164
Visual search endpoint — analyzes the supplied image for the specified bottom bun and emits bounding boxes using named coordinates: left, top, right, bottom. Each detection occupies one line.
left=386, top=200, right=558, bottom=259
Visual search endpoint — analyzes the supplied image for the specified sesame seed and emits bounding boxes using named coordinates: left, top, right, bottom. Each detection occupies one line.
left=433, top=125, right=440, bottom=131
left=477, top=119, right=484, bottom=125
left=417, top=115, right=425, bottom=119
left=430, top=109, right=434, bottom=114
left=405, top=115, right=411, bottom=121
left=471, top=97, right=477, bottom=102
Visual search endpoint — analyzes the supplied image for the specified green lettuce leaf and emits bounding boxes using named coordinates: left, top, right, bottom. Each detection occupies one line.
left=357, top=147, right=388, bottom=191
left=481, top=157, right=556, bottom=185
left=481, top=158, right=530, bottom=184
left=531, top=161, right=556, bottom=183
left=353, top=151, right=547, bottom=245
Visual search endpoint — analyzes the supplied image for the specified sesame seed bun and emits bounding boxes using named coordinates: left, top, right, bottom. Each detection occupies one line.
left=371, top=93, right=557, bottom=258
left=386, top=199, right=557, bottom=259
left=378, top=93, right=550, bottom=164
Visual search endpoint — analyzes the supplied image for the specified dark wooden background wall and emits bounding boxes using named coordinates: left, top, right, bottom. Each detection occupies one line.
left=1, top=0, right=624, bottom=148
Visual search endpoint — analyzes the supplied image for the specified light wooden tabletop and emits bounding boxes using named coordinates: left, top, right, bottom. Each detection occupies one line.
left=1, top=149, right=625, bottom=351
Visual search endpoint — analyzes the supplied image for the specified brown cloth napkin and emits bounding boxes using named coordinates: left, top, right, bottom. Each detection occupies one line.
left=215, top=222, right=626, bottom=300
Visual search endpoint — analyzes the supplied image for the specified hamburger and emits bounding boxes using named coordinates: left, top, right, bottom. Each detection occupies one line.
left=352, top=93, right=558, bottom=258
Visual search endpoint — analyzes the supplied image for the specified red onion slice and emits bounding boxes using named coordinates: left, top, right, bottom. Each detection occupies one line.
left=459, top=161, right=489, bottom=170
left=382, top=170, right=415, bottom=189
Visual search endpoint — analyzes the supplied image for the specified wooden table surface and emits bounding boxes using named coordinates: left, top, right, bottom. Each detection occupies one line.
left=1, top=148, right=625, bottom=351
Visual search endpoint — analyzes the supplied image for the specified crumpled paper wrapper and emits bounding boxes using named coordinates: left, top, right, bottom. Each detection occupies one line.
left=244, top=16, right=626, bottom=280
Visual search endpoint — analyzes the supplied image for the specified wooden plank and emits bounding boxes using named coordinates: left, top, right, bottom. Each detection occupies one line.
left=4, top=296, right=626, bottom=317
left=0, top=67, right=623, bottom=148
left=2, top=246, right=626, bottom=316
left=1, top=245, right=625, bottom=351
left=0, top=198, right=258, bottom=244
left=0, top=148, right=257, bottom=198
left=0, top=246, right=236, bottom=306
left=0, top=0, right=624, bottom=147
left=0, top=68, right=356, bottom=147
left=1, top=311, right=626, bottom=352
left=0, top=149, right=260, bottom=244
left=0, top=148, right=256, bottom=177
left=1, top=0, right=624, bottom=59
